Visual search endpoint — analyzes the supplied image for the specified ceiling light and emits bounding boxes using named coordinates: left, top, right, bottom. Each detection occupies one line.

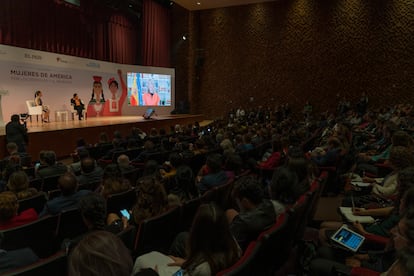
left=197, top=2, right=201, bottom=5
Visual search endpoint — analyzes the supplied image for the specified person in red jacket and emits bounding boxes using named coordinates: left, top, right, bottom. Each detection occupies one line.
left=0, top=192, right=38, bottom=230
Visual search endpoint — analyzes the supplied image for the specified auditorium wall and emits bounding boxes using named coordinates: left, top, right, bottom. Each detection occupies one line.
left=172, top=0, right=414, bottom=118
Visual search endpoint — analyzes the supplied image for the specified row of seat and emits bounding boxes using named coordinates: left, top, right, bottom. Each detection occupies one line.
left=217, top=171, right=328, bottom=275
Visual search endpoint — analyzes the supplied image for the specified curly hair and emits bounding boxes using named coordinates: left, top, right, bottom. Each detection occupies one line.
left=389, top=146, right=414, bottom=171
left=78, top=193, right=107, bottom=230
left=132, top=177, right=167, bottom=224
left=0, top=192, right=18, bottom=223
left=7, top=171, right=37, bottom=200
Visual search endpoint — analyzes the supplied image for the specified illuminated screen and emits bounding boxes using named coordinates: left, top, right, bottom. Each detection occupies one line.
left=127, top=73, right=171, bottom=106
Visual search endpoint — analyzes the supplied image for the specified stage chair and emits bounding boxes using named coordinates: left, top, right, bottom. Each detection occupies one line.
left=70, top=104, right=87, bottom=120
left=25, top=100, right=43, bottom=123
left=2, top=249, right=67, bottom=276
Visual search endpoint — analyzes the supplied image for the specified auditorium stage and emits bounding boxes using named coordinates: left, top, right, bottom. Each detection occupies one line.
left=0, top=114, right=205, bottom=160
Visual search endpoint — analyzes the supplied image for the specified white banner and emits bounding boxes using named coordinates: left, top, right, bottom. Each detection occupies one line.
left=0, top=44, right=175, bottom=122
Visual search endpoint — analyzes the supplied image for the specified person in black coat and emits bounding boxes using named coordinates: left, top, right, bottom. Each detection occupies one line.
left=5, top=114, right=28, bottom=153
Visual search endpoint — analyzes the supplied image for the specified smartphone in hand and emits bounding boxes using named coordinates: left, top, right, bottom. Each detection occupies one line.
left=120, top=209, right=130, bottom=220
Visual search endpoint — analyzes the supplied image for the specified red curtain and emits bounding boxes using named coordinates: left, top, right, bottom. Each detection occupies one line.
left=0, top=0, right=140, bottom=64
left=142, top=0, right=171, bottom=67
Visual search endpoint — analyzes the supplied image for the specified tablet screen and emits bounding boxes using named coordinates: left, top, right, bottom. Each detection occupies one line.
left=331, top=226, right=365, bottom=252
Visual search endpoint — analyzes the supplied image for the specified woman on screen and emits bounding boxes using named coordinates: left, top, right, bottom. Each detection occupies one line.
left=102, top=69, right=127, bottom=116
left=142, top=78, right=160, bottom=106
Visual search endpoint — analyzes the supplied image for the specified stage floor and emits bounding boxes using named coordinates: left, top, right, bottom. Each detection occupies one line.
left=0, top=114, right=206, bottom=159
left=0, top=114, right=205, bottom=135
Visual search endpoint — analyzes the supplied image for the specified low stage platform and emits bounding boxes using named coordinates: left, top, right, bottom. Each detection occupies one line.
left=0, top=114, right=205, bottom=159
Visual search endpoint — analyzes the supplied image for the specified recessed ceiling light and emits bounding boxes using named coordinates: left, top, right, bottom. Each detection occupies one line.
left=197, top=2, right=201, bottom=5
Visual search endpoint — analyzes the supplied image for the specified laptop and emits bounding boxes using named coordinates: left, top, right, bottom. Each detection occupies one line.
left=330, top=225, right=365, bottom=252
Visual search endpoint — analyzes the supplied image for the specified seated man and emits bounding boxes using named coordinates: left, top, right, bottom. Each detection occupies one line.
left=35, top=150, right=68, bottom=178
left=77, top=157, right=104, bottom=187
left=197, top=153, right=229, bottom=194
left=117, top=154, right=135, bottom=174
left=226, top=175, right=285, bottom=251
left=40, top=172, right=90, bottom=216
left=0, top=232, right=39, bottom=273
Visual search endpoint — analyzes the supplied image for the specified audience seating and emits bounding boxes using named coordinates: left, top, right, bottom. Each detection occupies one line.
left=180, top=196, right=202, bottom=231
left=18, top=192, right=47, bottom=213
left=1, top=215, right=59, bottom=258
left=47, top=189, right=61, bottom=201
left=117, top=225, right=137, bottom=252
left=2, top=249, right=67, bottom=276
left=218, top=212, right=290, bottom=275
left=134, top=206, right=181, bottom=256
left=41, top=175, right=61, bottom=192
left=29, top=178, right=42, bottom=191
left=122, top=168, right=141, bottom=186
left=106, top=188, right=137, bottom=214
left=55, top=208, right=88, bottom=246
left=216, top=241, right=260, bottom=276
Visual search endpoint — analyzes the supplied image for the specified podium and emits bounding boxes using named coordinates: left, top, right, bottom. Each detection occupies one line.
left=0, top=90, right=9, bottom=127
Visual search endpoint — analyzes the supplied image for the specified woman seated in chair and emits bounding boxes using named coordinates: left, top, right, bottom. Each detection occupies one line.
left=34, top=91, right=49, bottom=123
left=71, top=93, right=85, bottom=120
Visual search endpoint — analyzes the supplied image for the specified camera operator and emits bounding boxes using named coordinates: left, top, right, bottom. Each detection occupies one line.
left=5, top=114, right=28, bottom=154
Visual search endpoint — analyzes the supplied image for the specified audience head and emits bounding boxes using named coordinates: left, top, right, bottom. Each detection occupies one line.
left=78, top=193, right=106, bottom=230
left=58, top=172, right=79, bottom=196
left=10, top=114, right=20, bottom=123
left=117, top=154, right=130, bottom=169
left=6, top=142, right=18, bottom=155
left=174, top=165, right=198, bottom=198
left=142, top=160, right=161, bottom=180
left=103, top=164, right=122, bottom=180
left=389, top=146, right=414, bottom=171
left=7, top=171, right=31, bottom=199
left=0, top=192, right=18, bottom=223
left=43, top=150, right=57, bottom=166
left=270, top=167, right=300, bottom=205
left=232, top=175, right=264, bottom=211
left=392, top=131, right=414, bottom=150
left=77, top=148, right=90, bottom=160
left=68, top=230, right=133, bottom=276
left=206, top=153, right=223, bottom=173
left=81, top=157, right=96, bottom=174
left=184, top=203, right=239, bottom=275
left=132, top=176, right=167, bottom=224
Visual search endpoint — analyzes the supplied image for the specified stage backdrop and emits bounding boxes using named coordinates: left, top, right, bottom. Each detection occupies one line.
left=0, top=44, right=175, bottom=122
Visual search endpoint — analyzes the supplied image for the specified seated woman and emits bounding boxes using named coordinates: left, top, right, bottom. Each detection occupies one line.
left=68, top=231, right=133, bottom=276
left=70, top=93, right=85, bottom=120
left=133, top=203, right=240, bottom=276
left=7, top=170, right=38, bottom=200
left=100, top=164, right=131, bottom=199
left=0, top=192, right=38, bottom=230
left=34, top=90, right=49, bottom=123
left=310, top=203, right=414, bottom=276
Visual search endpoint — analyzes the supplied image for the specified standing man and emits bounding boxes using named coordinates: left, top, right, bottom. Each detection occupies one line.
left=5, top=114, right=28, bottom=153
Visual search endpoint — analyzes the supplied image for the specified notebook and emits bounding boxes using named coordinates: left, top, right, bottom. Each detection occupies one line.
left=331, top=225, right=365, bottom=252
left=338, top=207, right=375, bottom=224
